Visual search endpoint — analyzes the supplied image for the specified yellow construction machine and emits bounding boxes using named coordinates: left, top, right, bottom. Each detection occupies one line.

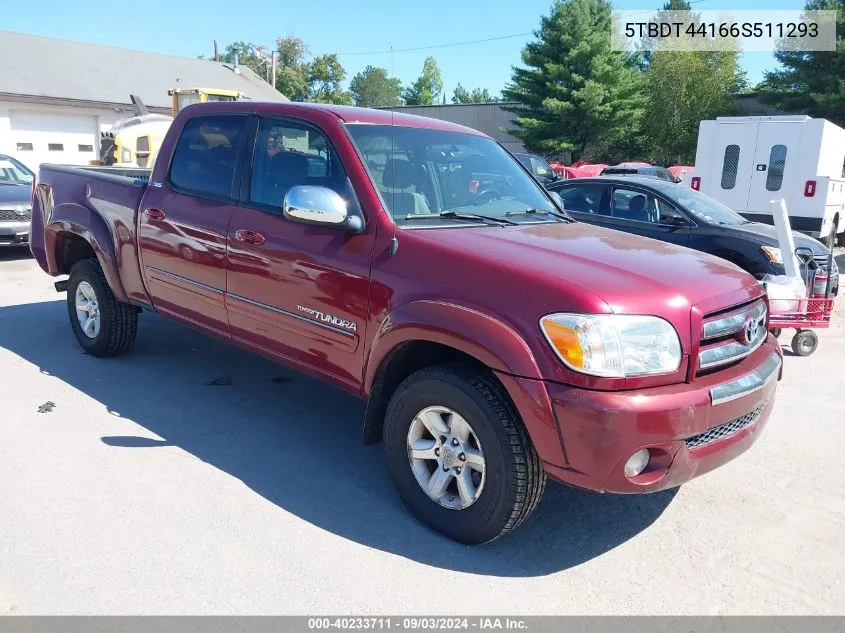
left=96, top=88, right=249, bottom=168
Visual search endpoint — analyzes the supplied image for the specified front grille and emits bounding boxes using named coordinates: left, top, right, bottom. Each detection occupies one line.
left=685, top=402, right=766, bottom=450
left=698, top=299, right=767, bottom=374
left=0, top=208, right=31, bottom=221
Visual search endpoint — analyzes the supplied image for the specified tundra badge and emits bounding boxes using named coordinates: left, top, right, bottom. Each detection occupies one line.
left=297, top=305, right=357, bottom=332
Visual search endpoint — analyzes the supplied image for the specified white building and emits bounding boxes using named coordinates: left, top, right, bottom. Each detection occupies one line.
left=0, top=30, right=287, bottom=172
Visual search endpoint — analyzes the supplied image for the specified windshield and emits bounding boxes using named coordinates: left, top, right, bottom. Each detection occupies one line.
left=345, top=124, right=558, bottom=226
left=658, top=184, right=749, bottom=226
left=0, top=156, right=34, bottom=185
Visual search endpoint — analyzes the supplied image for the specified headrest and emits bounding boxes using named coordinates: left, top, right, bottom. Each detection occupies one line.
left=629, top=195, right=646, bottom=213
left=382, top=158, right=415, bottom=189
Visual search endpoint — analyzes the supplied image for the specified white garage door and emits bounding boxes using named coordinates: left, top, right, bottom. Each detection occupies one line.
left=9, top=110, right=98, bottom=173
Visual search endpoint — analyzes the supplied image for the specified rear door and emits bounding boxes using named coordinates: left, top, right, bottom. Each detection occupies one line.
left=746, top=122, right=804, bottom=215
left=553, top=182, right=610, bottom=226
left=705, top=122, right=758, bottom=212
left=138, top=113, right=250, bottom=336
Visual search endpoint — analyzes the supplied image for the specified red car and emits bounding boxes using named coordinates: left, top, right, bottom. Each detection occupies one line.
left=30, top=102, right=782, bottom=544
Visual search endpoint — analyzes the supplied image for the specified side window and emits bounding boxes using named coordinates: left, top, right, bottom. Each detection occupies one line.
left=169, top=115, right=248, bottom=199
left=766, top=144, right=787, bottom=191
left=249, top=118, right=346, bottom=208
left=721, top=144, right=740, bottom=190
left=559, top=184, right=606, bottom=215
left=516, top=155, right=532, bottom=170
left=655, top=198, right=687, bottom=225
left=611, top=188, right=665, bottom=224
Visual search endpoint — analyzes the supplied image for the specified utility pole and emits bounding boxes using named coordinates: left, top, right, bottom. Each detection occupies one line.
left=213, top=40, right=219, bottom=62
left=271, top=51, right=277, bottom=89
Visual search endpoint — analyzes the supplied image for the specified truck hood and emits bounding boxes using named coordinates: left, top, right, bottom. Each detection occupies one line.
left=422, top=221, right=762, bottom=318
left=0, top=184, right=31, bottom=205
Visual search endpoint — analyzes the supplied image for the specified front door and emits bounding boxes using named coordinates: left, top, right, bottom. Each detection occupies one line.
left=138, top=113, right=250, bottom=335
left=225, top=116, right=374, bottom=389
left=604, top=185, right=691, bottom=247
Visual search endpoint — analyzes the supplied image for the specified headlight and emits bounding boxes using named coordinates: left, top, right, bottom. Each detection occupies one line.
left=539, top=313, right=682, bottom=377
left=11, top=204, right=31, bottom=217
left=760, top=246, right=783, bottom=264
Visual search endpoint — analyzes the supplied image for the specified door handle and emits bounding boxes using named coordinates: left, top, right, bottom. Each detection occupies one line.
left=144, top=208, right=166, bottom=221
left=234, top=229, right=266, bottom=246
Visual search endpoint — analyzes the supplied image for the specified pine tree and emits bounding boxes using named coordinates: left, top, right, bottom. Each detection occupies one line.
left=502, top=0, right=645, bottom=161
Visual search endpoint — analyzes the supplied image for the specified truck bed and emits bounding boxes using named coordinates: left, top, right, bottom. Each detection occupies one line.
left=39, top=164, right=152, bottom=185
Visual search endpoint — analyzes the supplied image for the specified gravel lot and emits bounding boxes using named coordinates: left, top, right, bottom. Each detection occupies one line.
left=1, top=248, right=843, bottom=615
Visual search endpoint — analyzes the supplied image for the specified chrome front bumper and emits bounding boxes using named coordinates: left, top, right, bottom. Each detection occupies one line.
left=710, top=352, right=782, bottom=406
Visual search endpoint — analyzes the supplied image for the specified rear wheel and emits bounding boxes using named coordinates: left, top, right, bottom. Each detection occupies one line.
left=791, top=330, right=818, bottom=357
left=383, top=364, right=545, bottom=544
left=67, top=259, right=138, bottom=357
left=825, top=224, right=837, bottom=251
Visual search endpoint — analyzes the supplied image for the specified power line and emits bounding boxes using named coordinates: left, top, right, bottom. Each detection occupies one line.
left=334, top=32, right=533, bottom=56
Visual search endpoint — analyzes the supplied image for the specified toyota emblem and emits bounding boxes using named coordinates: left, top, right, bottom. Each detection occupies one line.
left=742, top=316, right=760, bottom=346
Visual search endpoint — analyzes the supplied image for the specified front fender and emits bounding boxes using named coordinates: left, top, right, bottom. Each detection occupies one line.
left=364, top=300, right=543, bottom=394
left=362, top=300, right=566, bottom=466
left=44, top=202, right=129, bottom=303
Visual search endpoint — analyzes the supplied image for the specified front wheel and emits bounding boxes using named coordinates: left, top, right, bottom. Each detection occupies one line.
left=791, top=330, right=818, bottom=357
left=67, top=259, right=138, bottom=357
left=383, top=364, right=546, bottom=544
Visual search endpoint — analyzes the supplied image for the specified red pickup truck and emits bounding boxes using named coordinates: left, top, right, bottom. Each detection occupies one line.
left=30, top=102, right=782, bottom=544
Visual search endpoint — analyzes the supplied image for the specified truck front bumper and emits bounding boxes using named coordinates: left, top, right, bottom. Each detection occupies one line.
left=0, top=220, right=30, bottom=246
left=539, top=336, right=782, bottom=493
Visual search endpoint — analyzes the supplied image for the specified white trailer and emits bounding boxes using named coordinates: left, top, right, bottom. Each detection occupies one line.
left=691, top=115, right=845, bottom=249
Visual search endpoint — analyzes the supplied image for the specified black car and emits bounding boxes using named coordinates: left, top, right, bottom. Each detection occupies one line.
left=0, top=154, right=34, bottom=248
left=513, top=152, right=561, bottom=186
left=601, top=164, right=680, bottom=182
left=548, top=175, right=839, bottom=295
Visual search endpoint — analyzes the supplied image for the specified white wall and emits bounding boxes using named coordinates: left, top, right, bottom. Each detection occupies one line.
left=0, top=99, right=131, bottom=170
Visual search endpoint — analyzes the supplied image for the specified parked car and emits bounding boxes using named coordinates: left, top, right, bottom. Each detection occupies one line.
left=601, top=164, right=680, bottom=182
left=512, top=152, right=561, bottom=186
left=548, top=175, right=838, bottom=295
left=0, top=153, right=34, bottom=247
left=31, top=102, right=782, bottom=544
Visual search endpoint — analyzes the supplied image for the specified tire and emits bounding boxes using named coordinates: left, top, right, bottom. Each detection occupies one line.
left=67, top=258, right=138, bottom=357
left=791, top=330, right=818, bottom=357
left=837, top=231, right=845, bottom=249
left=825, top=224, right=837, bottom=251
left=383, top=364, right=546, bottom=544
left=769, top=327, right=782, bottom=338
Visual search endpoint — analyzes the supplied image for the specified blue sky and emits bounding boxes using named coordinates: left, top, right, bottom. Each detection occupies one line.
left=6, top=0, right=803, bottom=98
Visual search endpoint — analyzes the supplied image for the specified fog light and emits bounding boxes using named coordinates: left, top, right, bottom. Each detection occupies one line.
left=624, top=449, right=650, bottom=477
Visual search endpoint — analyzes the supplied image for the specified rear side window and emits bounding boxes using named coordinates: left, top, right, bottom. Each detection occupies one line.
left=721, top=144, right=740, bottom=190
left=559, top=184, right=607, bottom=215
left=766, top=144, right=787, bottom=191
left=169, top=115, right=248, bottom=199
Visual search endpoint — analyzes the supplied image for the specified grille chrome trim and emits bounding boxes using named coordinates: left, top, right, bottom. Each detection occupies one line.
left=699, top=331, right=768, bottom=369
left=685, top=402, right=767, bottom=450
left=702, top=301, right=766, bottom=339
left=710, top=352, right=781, bottom=406
left=0, top=208, right=32, bottom=222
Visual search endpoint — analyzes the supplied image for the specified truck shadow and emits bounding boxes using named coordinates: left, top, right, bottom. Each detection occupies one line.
left=0, top=299, right=676, bottom=577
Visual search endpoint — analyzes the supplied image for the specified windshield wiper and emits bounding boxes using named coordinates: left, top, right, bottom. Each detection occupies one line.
left=505, top=208, right=571, bottom=222
left=403, top=211, right=518, bottom=226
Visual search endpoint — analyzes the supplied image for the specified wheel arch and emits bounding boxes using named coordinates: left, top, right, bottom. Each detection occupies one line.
left=361, top=300, right=544, bottom=445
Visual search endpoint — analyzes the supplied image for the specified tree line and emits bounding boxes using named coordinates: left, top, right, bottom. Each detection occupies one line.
left=211, top=0, right=844, bottom=165
left=210, top=39, right=497, bottom=107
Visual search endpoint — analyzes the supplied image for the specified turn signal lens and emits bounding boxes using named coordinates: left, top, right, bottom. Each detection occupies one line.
left=540, top=320, right=585, bottom=368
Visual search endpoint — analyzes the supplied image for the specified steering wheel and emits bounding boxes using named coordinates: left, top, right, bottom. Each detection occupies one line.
left=471, top=189, right=502, bottom=205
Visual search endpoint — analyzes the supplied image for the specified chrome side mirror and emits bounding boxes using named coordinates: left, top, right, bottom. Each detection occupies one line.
left=283, top=185, right=363, bottom=233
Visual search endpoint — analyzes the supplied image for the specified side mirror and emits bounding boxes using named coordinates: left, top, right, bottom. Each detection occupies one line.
left=283, top=185, right=363, bottom=233
left=549, top=191, right=564, bottom=208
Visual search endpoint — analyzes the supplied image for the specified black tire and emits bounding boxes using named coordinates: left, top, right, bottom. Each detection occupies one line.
left=791, top=330, right=818, bottom=357
left=837, top=231, right=845, bottom=248
left=769, top=327, right=782, bottom=338
left=67, top=258, right=138, bottom=357
left=383, top=364, right=546, bottom=544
